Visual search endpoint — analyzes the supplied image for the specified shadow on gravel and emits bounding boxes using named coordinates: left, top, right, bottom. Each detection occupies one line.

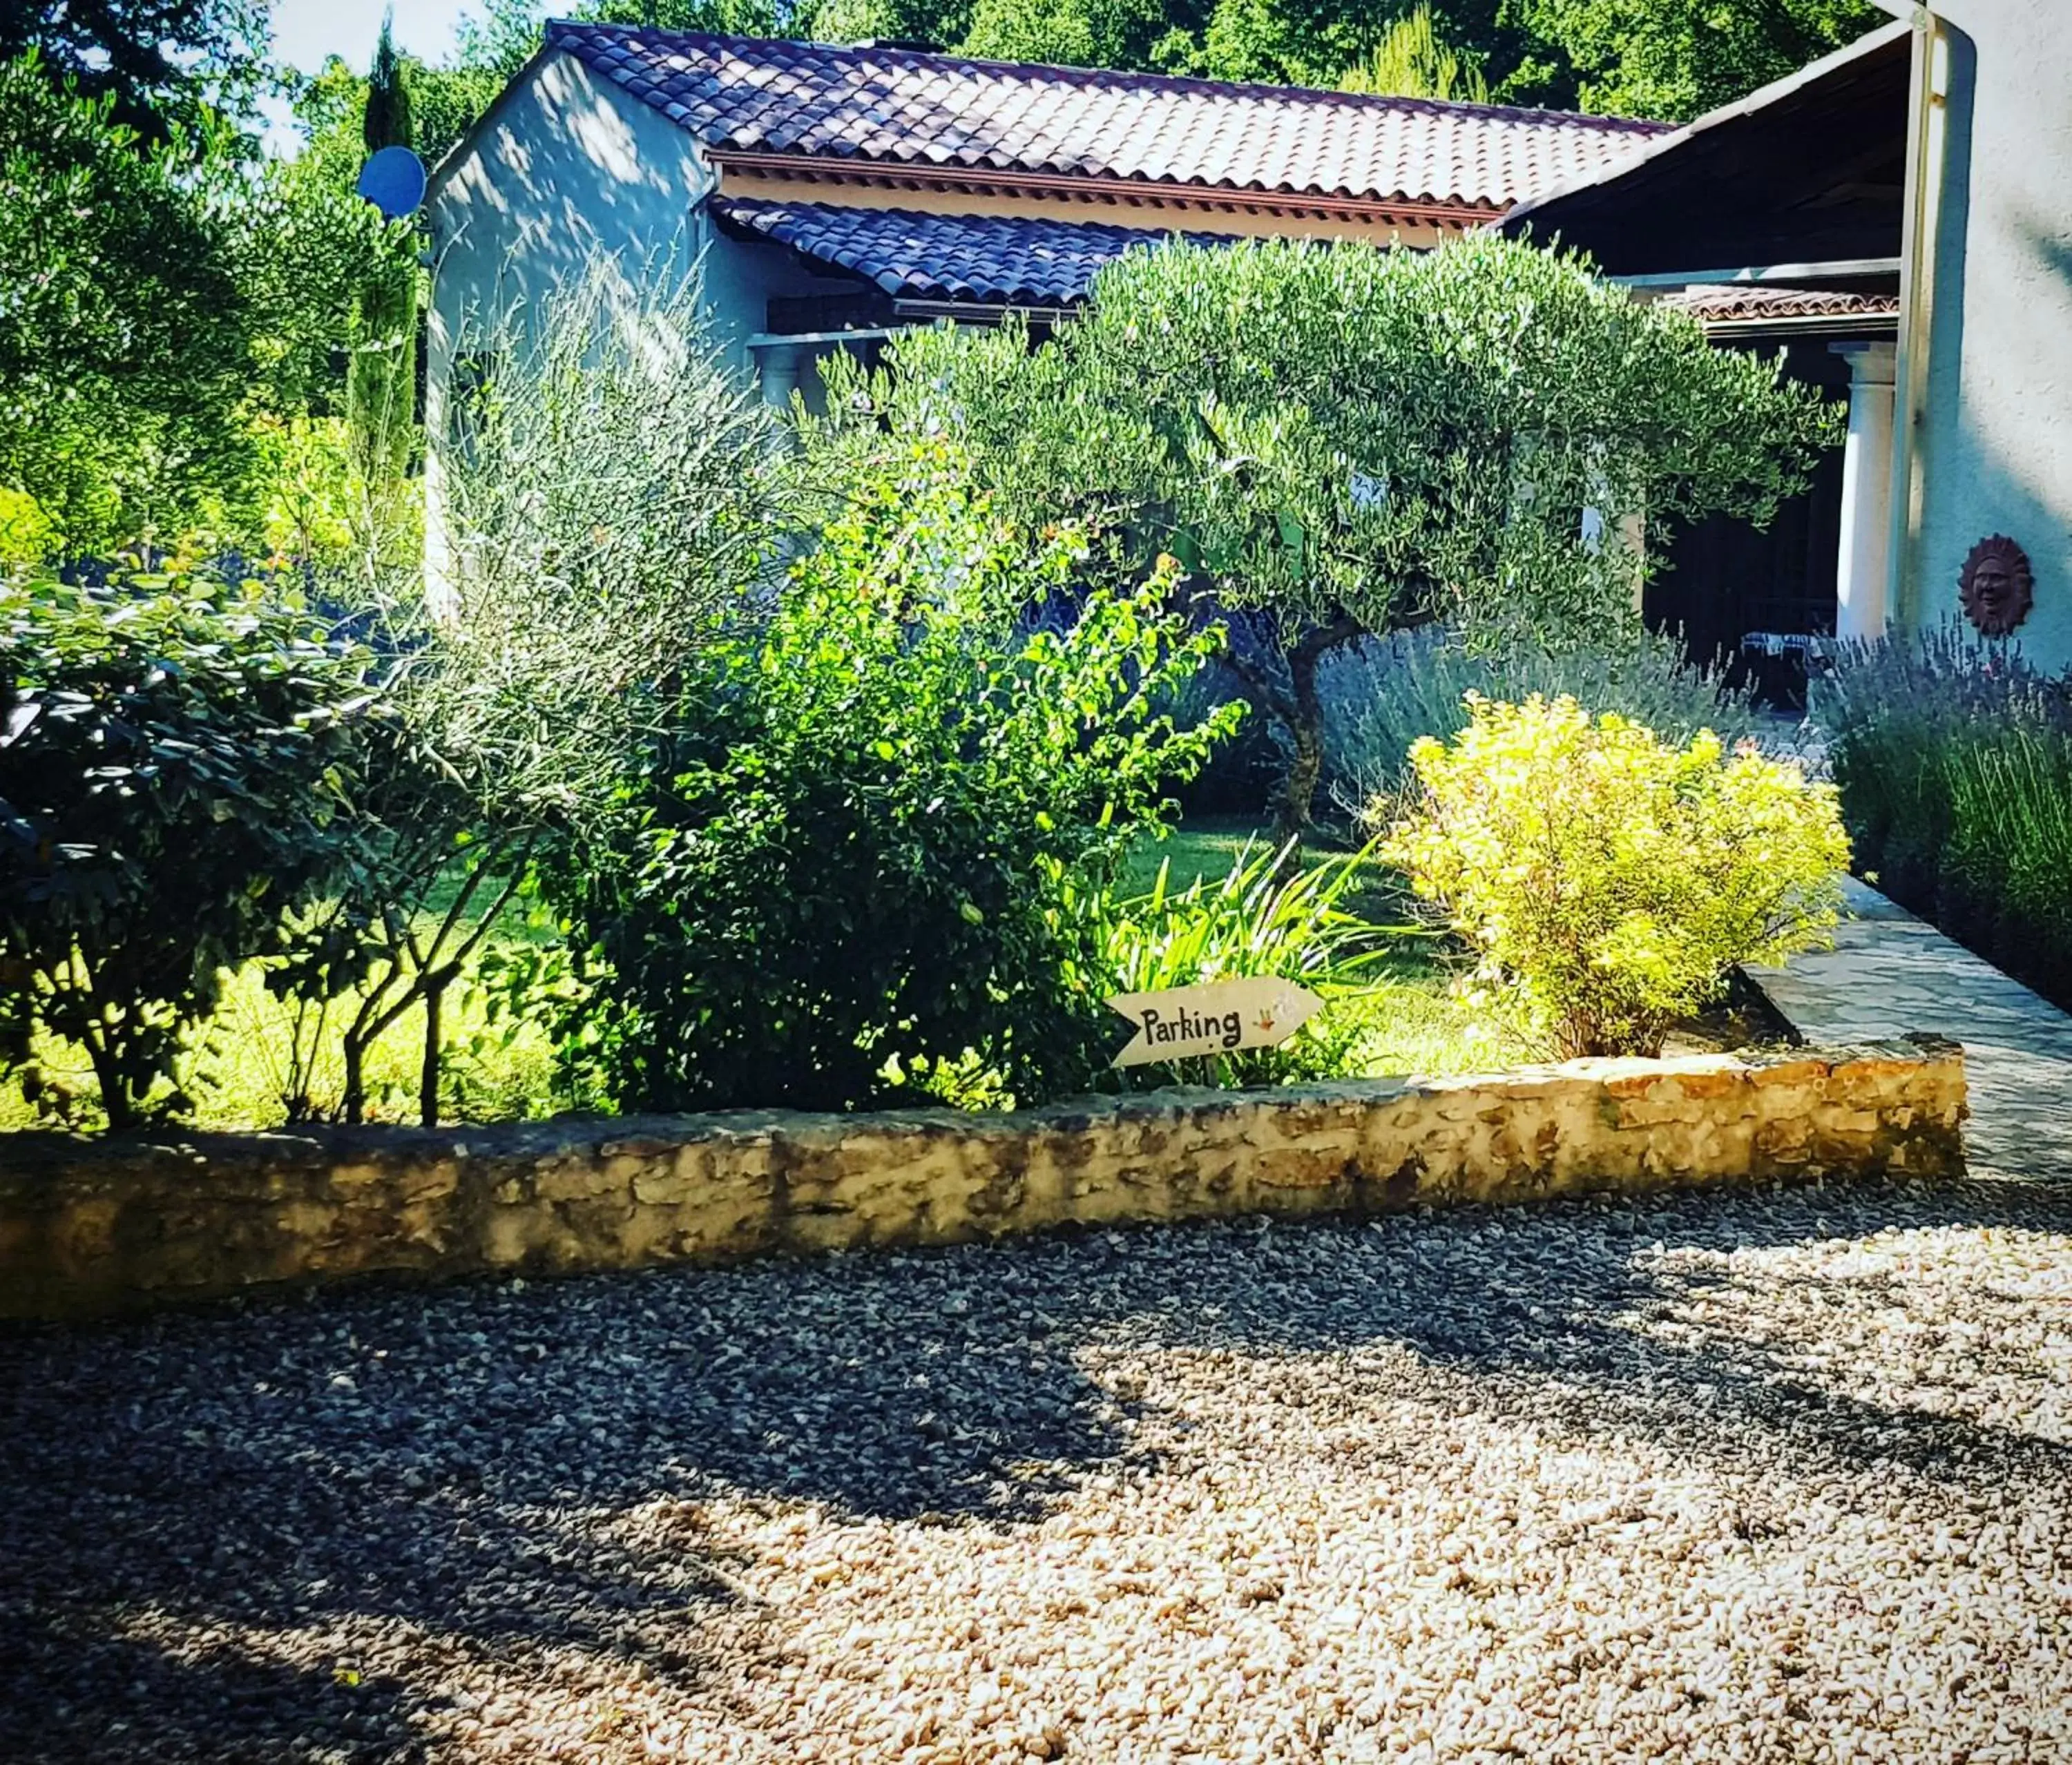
left=5, top=1173, right=2069, bottom=1762
left=1125, top=1175, right=2072, bottom=1491
left=0, top=1253, right=1138, bottom=1763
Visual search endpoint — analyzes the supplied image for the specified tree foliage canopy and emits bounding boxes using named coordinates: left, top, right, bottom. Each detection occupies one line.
left=0, top=0, right=268, bottom=134
left=0, top=569, right=383, bottom=1128
left=0, top=58, right=255, bottom=548
left=812, top=235, right=1840, bottom=833
left=415, top=0, right=1879, bottom=127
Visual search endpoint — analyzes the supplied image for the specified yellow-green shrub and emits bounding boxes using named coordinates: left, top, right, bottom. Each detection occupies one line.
left=0, top=487, right=57, bottom=566
left=1378, top=694, right=1850, bottom=1059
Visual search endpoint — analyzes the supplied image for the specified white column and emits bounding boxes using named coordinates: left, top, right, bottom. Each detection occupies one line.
left=757, top=342, right=805, bottom=411
left=1832, top=341, right=1897, bottom=642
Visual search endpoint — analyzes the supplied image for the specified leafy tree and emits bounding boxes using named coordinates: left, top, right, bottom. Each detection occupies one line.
left=244, top=118, right=418, bottom=444
left=1339, top=6, right=1488, bottom=99
left=0, top=570, right=381, bottom=1130
left=0, top=57, right=256, bottom=549
left=363, top=12, right=416, bottom=150
left=347, top=16, right=422, bottom=533
left=0, top=0, right=267, bottom=135
left=814, top=235, right=1839, bottom=840
left=962, top=0, right=1101, bottom=66
left=545, top=443, right=1231, bottom=1112
left=0, top=47, right=414, bottom=555
left=268, top=254, right=788, bottom=1125
left=1511, top=0, right=1883, bottom=120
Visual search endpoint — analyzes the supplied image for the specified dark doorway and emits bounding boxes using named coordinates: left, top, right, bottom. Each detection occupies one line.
left=1647, top=345, right=1849, bottom=709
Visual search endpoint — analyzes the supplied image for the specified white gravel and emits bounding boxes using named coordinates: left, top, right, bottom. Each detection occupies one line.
left=4, top=1175, right=2071, bottom=1763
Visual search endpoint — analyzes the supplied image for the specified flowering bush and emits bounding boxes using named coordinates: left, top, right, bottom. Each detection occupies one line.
left=1379, top=694, right=1850, bottom=1058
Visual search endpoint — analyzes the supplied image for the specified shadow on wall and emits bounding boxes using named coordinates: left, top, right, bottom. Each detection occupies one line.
left=3, top=1175, right=2070, bottom=1759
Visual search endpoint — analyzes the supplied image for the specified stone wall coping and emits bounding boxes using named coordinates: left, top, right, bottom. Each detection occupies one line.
left=0, top=1036, right=1961, bottom=1186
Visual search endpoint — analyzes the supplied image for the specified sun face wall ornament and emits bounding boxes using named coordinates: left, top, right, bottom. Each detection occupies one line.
left=1958, top=534, right=2035, bottom=637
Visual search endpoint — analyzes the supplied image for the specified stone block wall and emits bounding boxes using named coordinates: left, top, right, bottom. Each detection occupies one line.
left=0, top=1038, right=1965, bottom=1321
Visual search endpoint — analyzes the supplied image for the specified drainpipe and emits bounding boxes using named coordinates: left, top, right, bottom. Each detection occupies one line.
left=1888, top=7, right=1951, bottom=631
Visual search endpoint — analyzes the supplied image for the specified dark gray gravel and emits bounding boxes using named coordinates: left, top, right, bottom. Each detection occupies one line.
left=4, top=1174, right=2070, bottom=1762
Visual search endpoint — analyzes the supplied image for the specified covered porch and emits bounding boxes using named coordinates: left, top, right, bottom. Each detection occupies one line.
left=1499, top=23, right=1912, bottom=702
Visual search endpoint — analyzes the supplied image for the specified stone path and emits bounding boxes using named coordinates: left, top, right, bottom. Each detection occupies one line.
left=1749, top=875, right=2072, bottom=1179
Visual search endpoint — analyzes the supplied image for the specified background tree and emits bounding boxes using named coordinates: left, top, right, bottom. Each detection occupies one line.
left=1510, top=0, right=1883, bottom=120
left=0, top=569, right=381, bottom=1130
left=412, top=0, right=1882, bottom=144
left=345, top=15, right=422, bottom=539
left=0, top=58, right=256, bottom=550
left=814, top=235, right=1840, bottom=841
left=0, top=0, right=267, bottom=135
left=1339, top=6, right=1489, bottom=100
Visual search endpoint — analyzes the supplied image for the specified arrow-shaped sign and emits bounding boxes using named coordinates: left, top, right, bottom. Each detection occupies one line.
left=1107, top=976, right=1326, bottom=1069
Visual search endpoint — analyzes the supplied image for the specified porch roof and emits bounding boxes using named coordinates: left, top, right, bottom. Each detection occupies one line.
left=712, top=197, right=1234, bottom=307
left=1495, top=21, right=1911, bottom=283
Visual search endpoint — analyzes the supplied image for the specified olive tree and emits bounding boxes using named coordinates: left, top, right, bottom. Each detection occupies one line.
left=273, top=253, right=790, bottom=1125
left=813, top=233, right=1841, bottom=839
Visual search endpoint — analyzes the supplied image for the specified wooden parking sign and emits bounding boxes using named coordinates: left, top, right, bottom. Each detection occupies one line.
left=1106, top=976, right=1325, bottom=1068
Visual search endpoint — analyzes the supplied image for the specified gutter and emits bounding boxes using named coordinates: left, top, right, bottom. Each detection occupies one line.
left=1614, top=258, right=1901, bottom=289
left=1687, top=313, right=1901, bottom=345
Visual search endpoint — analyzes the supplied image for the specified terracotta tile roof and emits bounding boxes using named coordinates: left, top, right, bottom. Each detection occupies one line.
left=1661, top=286, right=1900, bottom=322
left=544, top=22, right=1667, bottom=212
left=713, top=198, right=1233, bottom=305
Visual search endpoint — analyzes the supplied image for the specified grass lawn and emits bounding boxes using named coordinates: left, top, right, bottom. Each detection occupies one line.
left=1120, top=816, right=1522, bottom=1079
left=1119, top=813, right=1377, bottom=897
left=0, top=884, right=576, bottom=1135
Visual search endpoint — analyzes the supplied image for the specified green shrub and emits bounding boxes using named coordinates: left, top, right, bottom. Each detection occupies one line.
left=1817, top=629, right=2072, bottom=999
left=1323, top=624, right=1768, bottom=814
left=1379, top=694, right=1849, bottom=1059
left=815, top=232, right=1837, bottom=837
left=0, top=567, right=382, bottom=1127
left=542, top=447, right=1235, bottom=1114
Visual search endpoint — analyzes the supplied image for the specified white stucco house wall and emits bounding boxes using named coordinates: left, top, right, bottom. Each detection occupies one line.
left=1887, top=0, right=2072, bottom=664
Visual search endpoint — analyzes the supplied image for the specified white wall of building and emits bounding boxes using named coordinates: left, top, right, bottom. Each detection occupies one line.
left=1897, top=1, right=2072, bottom=663
left=422, top=49, right=833, bottom=591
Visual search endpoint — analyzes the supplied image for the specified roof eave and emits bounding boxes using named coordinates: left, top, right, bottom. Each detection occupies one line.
left=1494, top=17, right=1916, bottom=238
left=707, top=148, right=1496, bottom=224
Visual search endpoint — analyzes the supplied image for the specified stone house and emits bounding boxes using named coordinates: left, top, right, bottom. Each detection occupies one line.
left=421, top=21, right=1660, bottom=588
left=425, top=22, right=1660, bottom=398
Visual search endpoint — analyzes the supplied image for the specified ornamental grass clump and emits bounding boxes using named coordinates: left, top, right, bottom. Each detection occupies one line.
left=1069, top=838, right=1397, bottom=1088
left=1378, top=694, right=1850, bottom=1060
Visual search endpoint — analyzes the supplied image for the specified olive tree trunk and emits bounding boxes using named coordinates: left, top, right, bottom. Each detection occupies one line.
left=1226, top=613, right=1364, bottom=847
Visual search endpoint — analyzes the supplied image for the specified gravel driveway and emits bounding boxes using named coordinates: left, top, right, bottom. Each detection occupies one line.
left=4, top=1174, right=2069, bottom=1764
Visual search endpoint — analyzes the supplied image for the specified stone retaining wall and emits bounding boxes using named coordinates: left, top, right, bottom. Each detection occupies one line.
left=0, top=1038, right=1965, bottom=1321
